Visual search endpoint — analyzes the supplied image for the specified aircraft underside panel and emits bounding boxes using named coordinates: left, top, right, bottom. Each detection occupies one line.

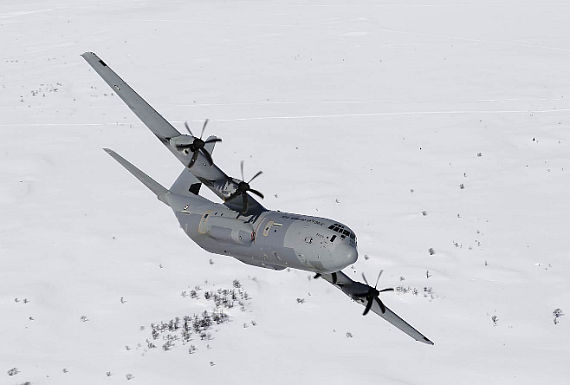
left=235, top=257, right=286, bottom=270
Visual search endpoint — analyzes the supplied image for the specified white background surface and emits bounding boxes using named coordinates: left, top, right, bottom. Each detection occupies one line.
left=1, top=1, right=569, bottom=384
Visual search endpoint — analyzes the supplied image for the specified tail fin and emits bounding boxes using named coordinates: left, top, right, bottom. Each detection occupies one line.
left=103, top=148, right=169, bottom=205
left=170, top=168, right=202, bottom=196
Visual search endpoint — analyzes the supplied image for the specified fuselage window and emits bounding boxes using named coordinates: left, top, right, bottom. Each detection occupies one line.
left=343, top=230, right=350, bottom=236
left=330, top=235, right=336, bottom=242
left=204, top=213, right=209, bottom=218
left=349, top=233, right=355, bottom=240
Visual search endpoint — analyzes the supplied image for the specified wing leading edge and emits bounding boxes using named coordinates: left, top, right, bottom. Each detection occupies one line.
left=317, top=271, right=434, bottom=345
left=82, top=52, right=266, bottom=216
left=82, top=52, right=181, bottom=142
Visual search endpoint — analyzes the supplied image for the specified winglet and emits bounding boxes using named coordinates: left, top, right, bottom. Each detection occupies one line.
left=103, top=148, right=169, bottom=205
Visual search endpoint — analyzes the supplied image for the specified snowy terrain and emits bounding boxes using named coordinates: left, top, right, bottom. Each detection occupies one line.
left=1, top=0, right=569, bottom=384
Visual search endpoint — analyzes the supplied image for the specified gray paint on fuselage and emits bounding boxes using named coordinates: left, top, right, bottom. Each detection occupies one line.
left=84, top=51, right=433, bottom=345
left=169, top=192, right=356, bottom=273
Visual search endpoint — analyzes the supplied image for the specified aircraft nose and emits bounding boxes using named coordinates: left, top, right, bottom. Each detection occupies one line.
left=335, top=244, right=358, bottom=267
left=324, top=244, right=359, bottom=273
left=346, top=246, right=358, bottom=265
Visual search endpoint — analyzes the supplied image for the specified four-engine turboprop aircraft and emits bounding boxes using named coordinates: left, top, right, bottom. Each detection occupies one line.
left=82, top=51, right=433, bottom=345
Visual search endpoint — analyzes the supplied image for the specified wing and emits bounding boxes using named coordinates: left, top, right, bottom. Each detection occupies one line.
left=368, top=300, right=434, bottom=345
left=83, top=52, right=266, bottom=217
left=82, top=52, right=180, bottom=142
left=317, top=271, right=434, bottom=345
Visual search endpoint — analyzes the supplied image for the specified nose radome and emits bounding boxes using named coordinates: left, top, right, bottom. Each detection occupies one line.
left=347, top=246, right=358, bottom=264
left=326, top=244, right=359, bottom=273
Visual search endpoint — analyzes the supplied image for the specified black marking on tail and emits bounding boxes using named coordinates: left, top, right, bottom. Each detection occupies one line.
left=189, top=183, right=201, bottom=195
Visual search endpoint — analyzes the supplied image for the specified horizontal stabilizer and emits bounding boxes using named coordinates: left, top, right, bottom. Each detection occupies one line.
left=103, top=148, right=169, bottom=205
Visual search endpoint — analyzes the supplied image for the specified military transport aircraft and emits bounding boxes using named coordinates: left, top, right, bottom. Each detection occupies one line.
left=82, top=52, right=433, bottom=345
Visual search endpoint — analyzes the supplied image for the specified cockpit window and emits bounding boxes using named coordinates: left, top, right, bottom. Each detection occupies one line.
left=329, top=223, right=356, bottom=240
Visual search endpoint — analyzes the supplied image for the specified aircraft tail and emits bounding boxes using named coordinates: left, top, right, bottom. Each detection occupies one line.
left=103, top=148, right=169, bottom=205
left=170, top=168, right=202, bottom=196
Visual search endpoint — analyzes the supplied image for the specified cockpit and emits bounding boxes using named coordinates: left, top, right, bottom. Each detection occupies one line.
left=328, top=223, right=357, bottom=244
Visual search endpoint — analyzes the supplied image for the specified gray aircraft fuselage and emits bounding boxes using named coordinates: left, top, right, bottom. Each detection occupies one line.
left=80, top=50, right=358, bottom=274
left=84, top=52, right=433, bottom=344
left=166, top=190, right=358, bottom=273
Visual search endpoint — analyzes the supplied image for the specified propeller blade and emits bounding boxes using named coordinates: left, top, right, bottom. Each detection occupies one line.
left=204, top=138, right=222, bottom=144
left=188, top=151, right=199, bottom=168
left=200, top=148, right=214, bottom=165
left=361, top=273, right=369, bottom=286
left=184, top=121, right=193, bottom=136
left=375, top=296, right=387, bottom=314
left=240, top=160, right=245, bottom=181
left=363, top=297, right=373, bottom=316
left=200, top=119, right=209, bottom=139
left=248, top=170, right=263, bottom=184
left=379, top=288, right=394, bottom=293
left=242, top=192, right=248, bottom=213
left=249, top=188, right=264, bottom=199
left=374, top=269, right=384, bottom=289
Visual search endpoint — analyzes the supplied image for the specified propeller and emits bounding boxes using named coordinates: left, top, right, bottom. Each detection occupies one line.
left=225, top=161, right=264, bottom=214
left=176, top=119, right=222, bottom=168
left=358, top=270, right=394, bottom=315
left=314, top=272, right=338, bottom=285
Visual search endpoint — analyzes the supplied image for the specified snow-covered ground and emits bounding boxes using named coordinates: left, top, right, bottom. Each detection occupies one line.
left=2, top=0, right=569, bottom=384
